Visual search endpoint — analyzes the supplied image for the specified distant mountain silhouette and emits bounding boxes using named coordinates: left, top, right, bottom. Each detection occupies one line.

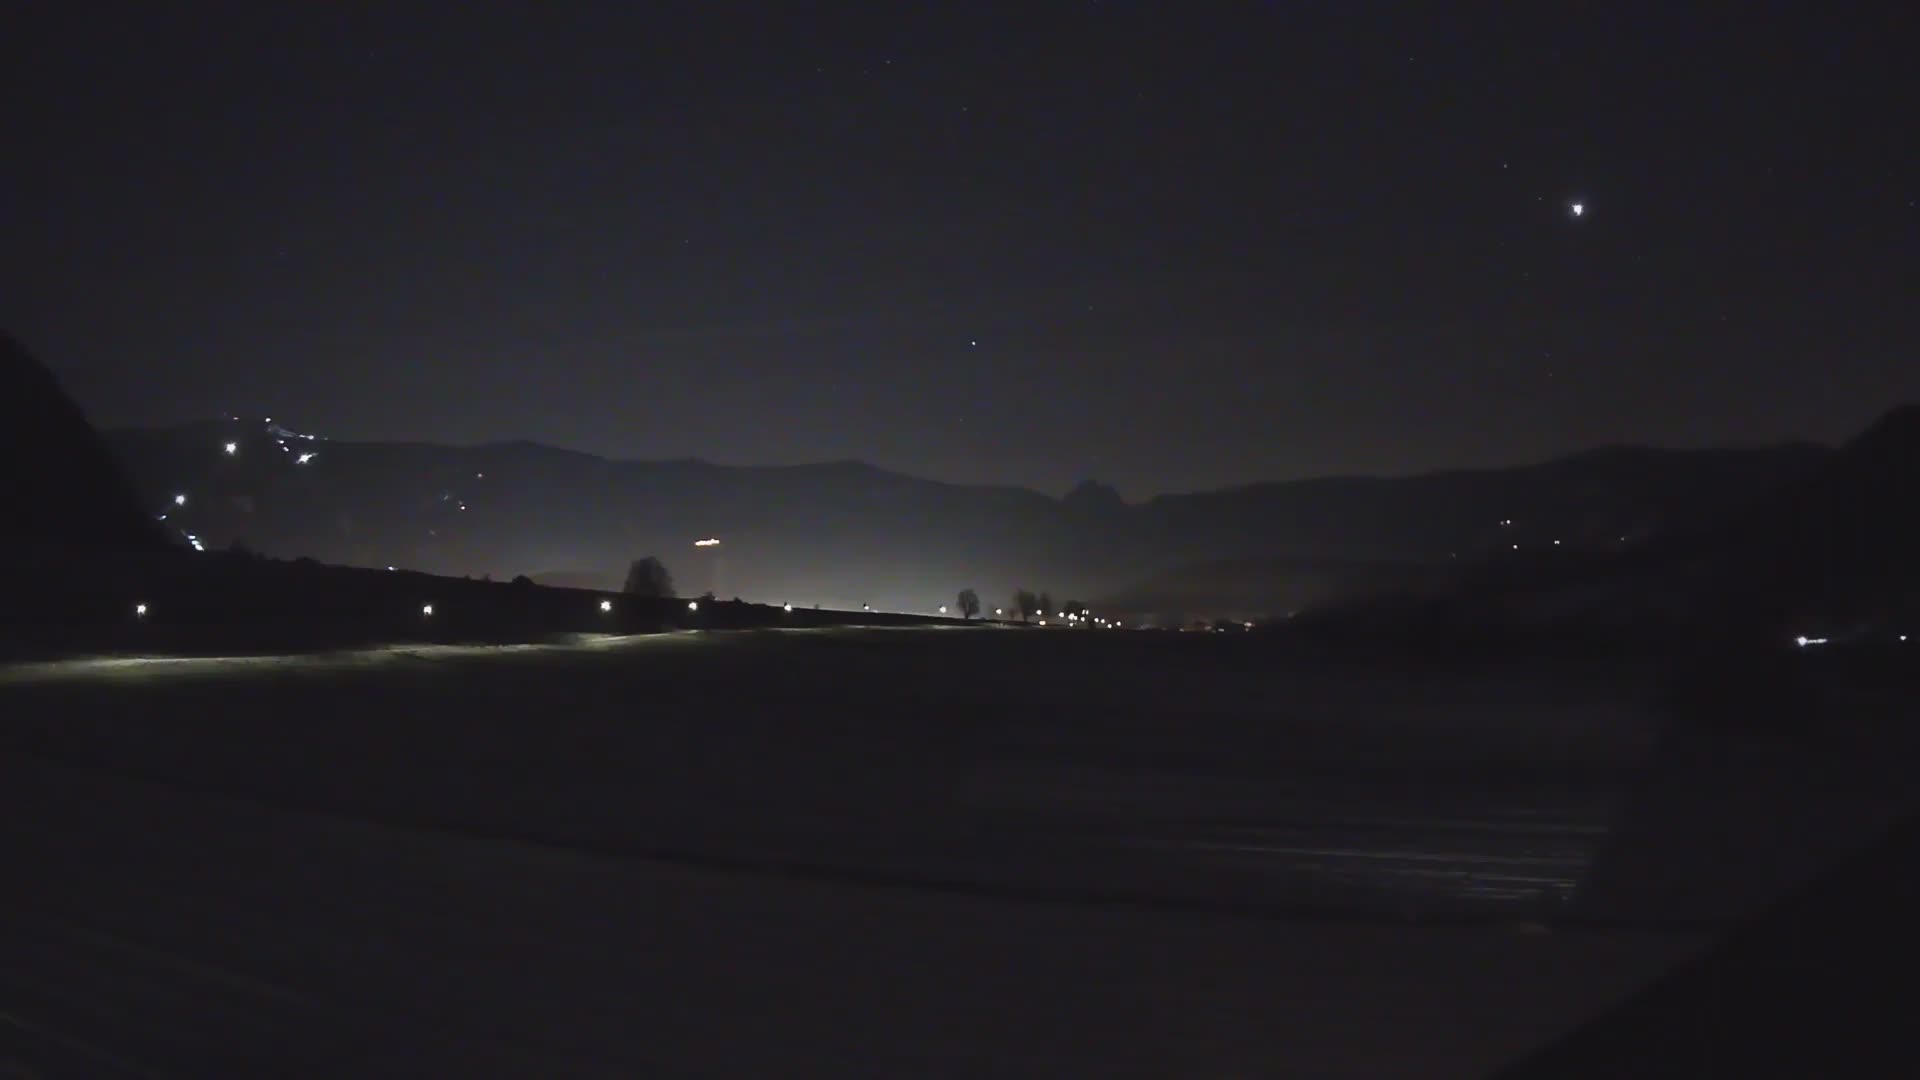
left=1061, top=479, right=1127, bottom=515
left=101, top=420, right=1830, bottom=613
left=0, top=332, right=172, bottom=554
left=1708, top=404, right=1920, bottom=621
left=1286, top=406, right=1920, bottom=642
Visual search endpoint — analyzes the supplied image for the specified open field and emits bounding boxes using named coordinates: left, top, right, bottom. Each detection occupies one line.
left=3, top=626, right=1904, bottom=1075
left=2, top=628, right=1664, bottom=921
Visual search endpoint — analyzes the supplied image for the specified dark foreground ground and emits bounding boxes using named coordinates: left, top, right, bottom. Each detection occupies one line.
left=1, top=628, right=1911, bottom=1075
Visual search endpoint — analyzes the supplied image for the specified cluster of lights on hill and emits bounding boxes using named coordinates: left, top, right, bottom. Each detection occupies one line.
left=160, top=416, right=329, bottom=552
left=142, top=422, right=1640, bottom=628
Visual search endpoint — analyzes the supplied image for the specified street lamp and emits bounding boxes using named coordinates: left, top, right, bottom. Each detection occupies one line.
left=421, top=603, right=434, bottom=617
left=692, top=538, right=724, bottom=596
left=687, top=600, right=699, bottom=612
left=134, top=602, right=148, bottom=618
left=223, top=441, right=238, bottom=456
left=173, top=493, right=187, bottom=507
left=599, top=599, right=613, bottom=613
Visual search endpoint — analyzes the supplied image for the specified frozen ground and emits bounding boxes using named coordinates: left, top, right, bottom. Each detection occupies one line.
left=9, top=625, right=1876, bottom=1074
left=1, top=628, right=1662, bottom=922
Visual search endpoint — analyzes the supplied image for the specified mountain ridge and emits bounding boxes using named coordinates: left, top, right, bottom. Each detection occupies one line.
left=97, top=417, right=1855, bottom=615
left=102, top=420, right=1835, bottom=504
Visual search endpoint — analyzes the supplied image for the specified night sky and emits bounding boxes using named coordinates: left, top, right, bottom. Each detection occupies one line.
left=5, top=2, right=1914, bottom=497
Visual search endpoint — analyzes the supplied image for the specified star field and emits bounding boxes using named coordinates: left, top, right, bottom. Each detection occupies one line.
left=2, top=3, right=1914, bottom=496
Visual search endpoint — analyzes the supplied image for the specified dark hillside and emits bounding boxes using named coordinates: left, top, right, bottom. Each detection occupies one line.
left=0, top=332, right=172, bottom=554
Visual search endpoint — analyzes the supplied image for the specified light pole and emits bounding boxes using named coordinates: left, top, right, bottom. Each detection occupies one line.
left=693, top=537, right=723, bottom=598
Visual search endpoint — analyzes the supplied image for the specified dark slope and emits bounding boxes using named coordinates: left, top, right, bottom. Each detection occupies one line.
left=1714, top=404, right=1920, bottom=619
left=0, top=331, right=172, bottom=554
left=1498, top=802, right=1920, bottom=1078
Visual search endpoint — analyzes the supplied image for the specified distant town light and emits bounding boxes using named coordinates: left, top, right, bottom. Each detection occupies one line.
left=1552, top=539, right=1562, bottom=545
left=1038, top=619, right=1047, bottom=625
left=296, top=452, right=316, bottom=465
left=938, top=605, right=948, bottom=614
left=223, top=441, right=238, bottom=456
left=173, top=493, right=187, bottom=506
left=1511, top=543, right=1519, bottom=550
left=386, top=566, right=396, bottom=571
left=687, top=601, right=699, bottom=612
left=599, top=599, right=613, bottom=613
left=694, top=537, right=721, bottom=547
left=863, top=603, right=872, bottom=611
left=134, top=602, right=148, bottom=618
left=783, top=603, right=793, bottom=613
left=421, top=603, right=434, bottom=617
left=994, top=608, right=1004, bottom=616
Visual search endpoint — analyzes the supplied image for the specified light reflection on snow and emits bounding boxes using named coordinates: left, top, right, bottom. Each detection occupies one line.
left=0, top=626, right=980, bottom=686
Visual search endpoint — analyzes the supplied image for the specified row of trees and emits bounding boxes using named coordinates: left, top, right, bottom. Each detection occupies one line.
left=952, top=588, right=1054, bottom=622
left=626, top=559, right=1072, bottom=626
left=1005, top=590, right=1081, bottom=622
left=955, top=588, right=1092, bottom=623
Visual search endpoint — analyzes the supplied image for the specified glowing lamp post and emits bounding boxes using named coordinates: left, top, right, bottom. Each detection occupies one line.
left=693, top=537, right=724, bottom=597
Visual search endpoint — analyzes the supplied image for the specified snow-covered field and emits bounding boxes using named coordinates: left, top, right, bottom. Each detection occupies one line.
left=3, top=628, right=1663, bottom=922
left=0, top=627, right=1765, bottom=1074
